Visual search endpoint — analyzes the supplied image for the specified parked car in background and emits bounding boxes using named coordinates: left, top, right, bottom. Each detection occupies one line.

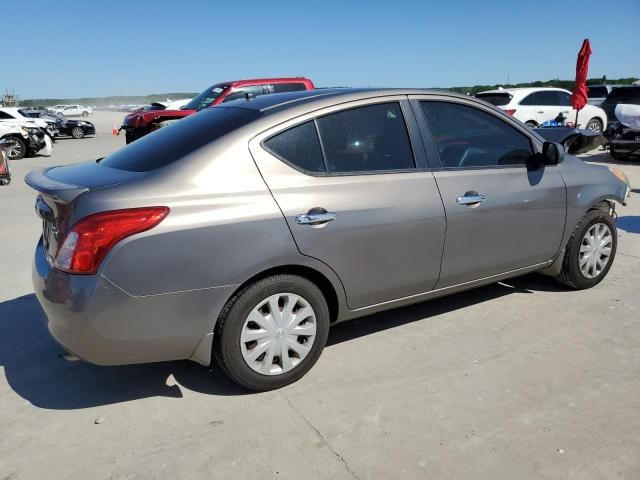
left=164, top=98, right=192, bottom=110
left=121, top=77, right=314, bottom=143
left=27, top=88, right=630, bottom=391
left=33, top=113, right=95, bottom=139
left=600, top=86, right=640, bottom=125
left=47, top=105, right=67, bottom=113
left=587, top=85, right=621, bottom=106
left=476, top=87, right=607, bottom=132
left=0, top=107, right=57, bottom=135
left=0, top=122, right=51, bottom=160
left=52, top=105, right=93, bottom=117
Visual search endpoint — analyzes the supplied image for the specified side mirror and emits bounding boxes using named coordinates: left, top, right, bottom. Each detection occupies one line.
left=541, top=141, right=565, bottom=166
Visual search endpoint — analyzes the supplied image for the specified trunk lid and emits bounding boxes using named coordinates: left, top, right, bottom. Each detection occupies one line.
left=25, top=161, right=145, bottom=263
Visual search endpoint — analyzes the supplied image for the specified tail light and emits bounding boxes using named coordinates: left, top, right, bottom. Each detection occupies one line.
left=504, top=109, right=517, bottom=116
left=54, top=207, right=169, bottom=274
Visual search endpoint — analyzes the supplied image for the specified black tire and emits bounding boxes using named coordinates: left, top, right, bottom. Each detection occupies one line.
left=586, top=117, right=603, bottom=133
left=556, top=210, right=617, bottom=289
left=4, top=136, right=26, bottom=160
left=82, top=111, right=89, bottom=117
left=213, top=274, right=330, bottom=391
left=71, top=127, right=85, bottom=139
left=525, top=121, right=538, bottom=128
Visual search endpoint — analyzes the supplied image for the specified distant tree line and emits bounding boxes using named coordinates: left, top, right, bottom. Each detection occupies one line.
left=20, top=93, right=199, bottom=108
left=448, top=77, right=638, bottom=95
left=18, top=77, right=639, bottom=107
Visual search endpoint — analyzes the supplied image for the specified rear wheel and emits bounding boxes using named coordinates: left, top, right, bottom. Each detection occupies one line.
left=82, top=111, right=89, bottom=117
left=586, top=117, right=603, bottom=133
left=556, top=210, right=617, bottom=289
left=525, top=121, right=538, bottom=128
left=4, top=137, right=26, bottom=160
left=71, top=127, right=85, bottom=139
left=213, top=274, right=330, bottom=391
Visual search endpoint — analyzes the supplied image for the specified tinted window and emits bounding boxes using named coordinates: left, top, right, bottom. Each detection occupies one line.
left=533, top=91, right=558, bottom=105
left=271, top=83, right=307, bottom=93
left=519, top=93, right=538, bottom=105
left=222, top=85, right=266, bottom=103
left=264, top=121, right=324, bottom=173
left=588, top=86, right=608, bottom=98
left=555, top=91, right=571, bottom=106
left=605, top=87, right=640, bottom=103
left=475, top=93, right=512, bottom=106
left=421, top=101, right=533, bottom=168
left=316, top=103, right=415, bottom=173
left=0, top=111, right=15, bottom=119
left=100, top=107, right=261, bottom=172
left=183, top=86, right=226, bottom=111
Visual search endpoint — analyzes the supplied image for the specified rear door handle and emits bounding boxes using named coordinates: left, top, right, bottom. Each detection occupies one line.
left=456, top=192, right=487, bottom=207
left=295, top=208, right=337, bottom=226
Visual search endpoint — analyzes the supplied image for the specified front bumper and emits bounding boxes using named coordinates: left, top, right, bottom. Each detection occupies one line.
left=32, top=237, right=234, bottom=366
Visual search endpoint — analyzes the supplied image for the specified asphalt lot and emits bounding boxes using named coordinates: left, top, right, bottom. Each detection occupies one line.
left=1, top=112, right=639, bottom=479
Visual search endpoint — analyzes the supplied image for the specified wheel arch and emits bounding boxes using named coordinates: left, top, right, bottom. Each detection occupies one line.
left=225, top=264, right=342, bottom=324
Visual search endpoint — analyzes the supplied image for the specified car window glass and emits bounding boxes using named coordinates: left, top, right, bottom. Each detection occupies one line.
left=475, top=93, right=512, bottom=106
left=555, top=91, right=571, bottom=106
left=588, top=86, right=607, bottom=98
left=519, top=93, right=538, bottom=106
left=264, top=121, right=325, bottom=173
left=535, top=91, right=559, bottom=105
left=271, top=83, right=307, bottom=93
left=420, top=101, right=533, bottom=168
left=316, top=102, right=415, bottom=173
left=0, top=111, right=14, bottom=119
left=222, top=85, right=266, bottom=103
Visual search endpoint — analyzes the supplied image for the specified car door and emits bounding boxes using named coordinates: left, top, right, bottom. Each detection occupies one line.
left=411, top=96, right=566, bottom=288
left=250, top=98, right=446, bottom=309
left=534, top=91, right=564, bottom=124
left=554, top=90, right=575, bottom=124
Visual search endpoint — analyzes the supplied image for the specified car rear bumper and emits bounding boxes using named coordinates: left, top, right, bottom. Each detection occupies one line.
left=32, top=237, right=234, bottom=366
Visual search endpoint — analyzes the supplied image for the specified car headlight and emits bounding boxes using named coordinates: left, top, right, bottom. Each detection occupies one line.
left=609, top=166, right=631, bottom=200
left=20, top=126, right=38, bottom=137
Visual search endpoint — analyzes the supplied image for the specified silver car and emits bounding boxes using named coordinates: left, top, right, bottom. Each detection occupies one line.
left=27, top=89, right=631, bottom=391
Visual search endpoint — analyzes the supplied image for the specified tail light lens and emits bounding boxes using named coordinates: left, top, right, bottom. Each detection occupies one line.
left=54, top=207, right=169, bottom=274
left=504, top=109, right=517, bottom=116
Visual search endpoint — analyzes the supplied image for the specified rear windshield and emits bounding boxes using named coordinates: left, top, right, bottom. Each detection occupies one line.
left=475, top=93, right=512, bottom=106
left=100, top=107, right=261, bottom=172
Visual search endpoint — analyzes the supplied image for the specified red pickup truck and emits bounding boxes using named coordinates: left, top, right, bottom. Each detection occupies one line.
left=121, top=77, right=315, bottom=144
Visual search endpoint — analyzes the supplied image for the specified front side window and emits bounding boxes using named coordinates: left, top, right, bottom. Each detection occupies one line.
left=555, top=91, right=571, bottom=106
left=420, top=101, right=533, bottom=168
left=222, top=85, right=266, bottom=103
left=534, top=91, right=558, bottom=106
left=0, top=111, right=15, bottom=119
left=519, top=93, right=538, bottom=106
left=317, top=103, right=415, bottom=173
left=183, top=86, right=226, bottom=111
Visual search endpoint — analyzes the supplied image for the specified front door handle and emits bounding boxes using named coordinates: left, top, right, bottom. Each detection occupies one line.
left=295, top=208, right=337, bottom=226
left=456, top=191, right=487, bottom=207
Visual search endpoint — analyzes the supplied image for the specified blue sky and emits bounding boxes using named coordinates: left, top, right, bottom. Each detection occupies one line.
left=3, top=0, right=639, bottom=98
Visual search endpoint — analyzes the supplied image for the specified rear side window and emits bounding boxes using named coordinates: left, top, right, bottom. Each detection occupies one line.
left=100, top=107, right=261, bottom=172
left=317, top=103, right=415, bottom=173
left=519, top=92, right=538, bottom=105
left=263, top=121, right=325, bottom=173
left=270, top=83, right=307, bottom=93
left=0, top=111, right=14, bottom=119
left=421, top=101, right=533, bottom=168
left=475, top=93, right=512, bottom=106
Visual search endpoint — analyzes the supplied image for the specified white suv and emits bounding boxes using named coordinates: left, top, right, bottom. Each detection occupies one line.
left=476, top=87, right=607, bottom=132
left=53, top=105, right=93, bottom=117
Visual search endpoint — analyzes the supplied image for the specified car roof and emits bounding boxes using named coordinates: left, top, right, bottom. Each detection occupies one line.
left=212, top=77, right=313, bottom=89
left=0, top=107, right=22, bottom=114
left=219, top=87, right=470, bottom=114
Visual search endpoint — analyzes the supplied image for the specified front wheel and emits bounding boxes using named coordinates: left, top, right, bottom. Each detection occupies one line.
left=82, top=111, right=89, bottom=117
left=71, top=127, right=85, bottom=139
left=213, top=274, right=330, bottom=391
left=586, top=117, right=603, bottom=133
left=556, top=210, right=617, bottom=289
left=4, top=137, right=26, bottom=160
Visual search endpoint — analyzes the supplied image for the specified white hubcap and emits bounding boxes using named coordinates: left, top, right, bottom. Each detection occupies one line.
left=240, top=293, right=316, bottom=375
left=579, top=223, right=612, bottom=279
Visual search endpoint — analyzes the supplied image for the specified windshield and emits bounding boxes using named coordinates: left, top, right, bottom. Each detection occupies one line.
left=182, top=86, right=226, bottom=111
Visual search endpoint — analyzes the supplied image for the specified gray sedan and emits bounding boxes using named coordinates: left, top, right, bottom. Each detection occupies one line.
left=26, top=89, right=631, bottom=391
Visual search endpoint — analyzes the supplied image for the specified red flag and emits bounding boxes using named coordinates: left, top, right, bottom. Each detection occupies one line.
left=571, top=39, right=592, bottom=111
